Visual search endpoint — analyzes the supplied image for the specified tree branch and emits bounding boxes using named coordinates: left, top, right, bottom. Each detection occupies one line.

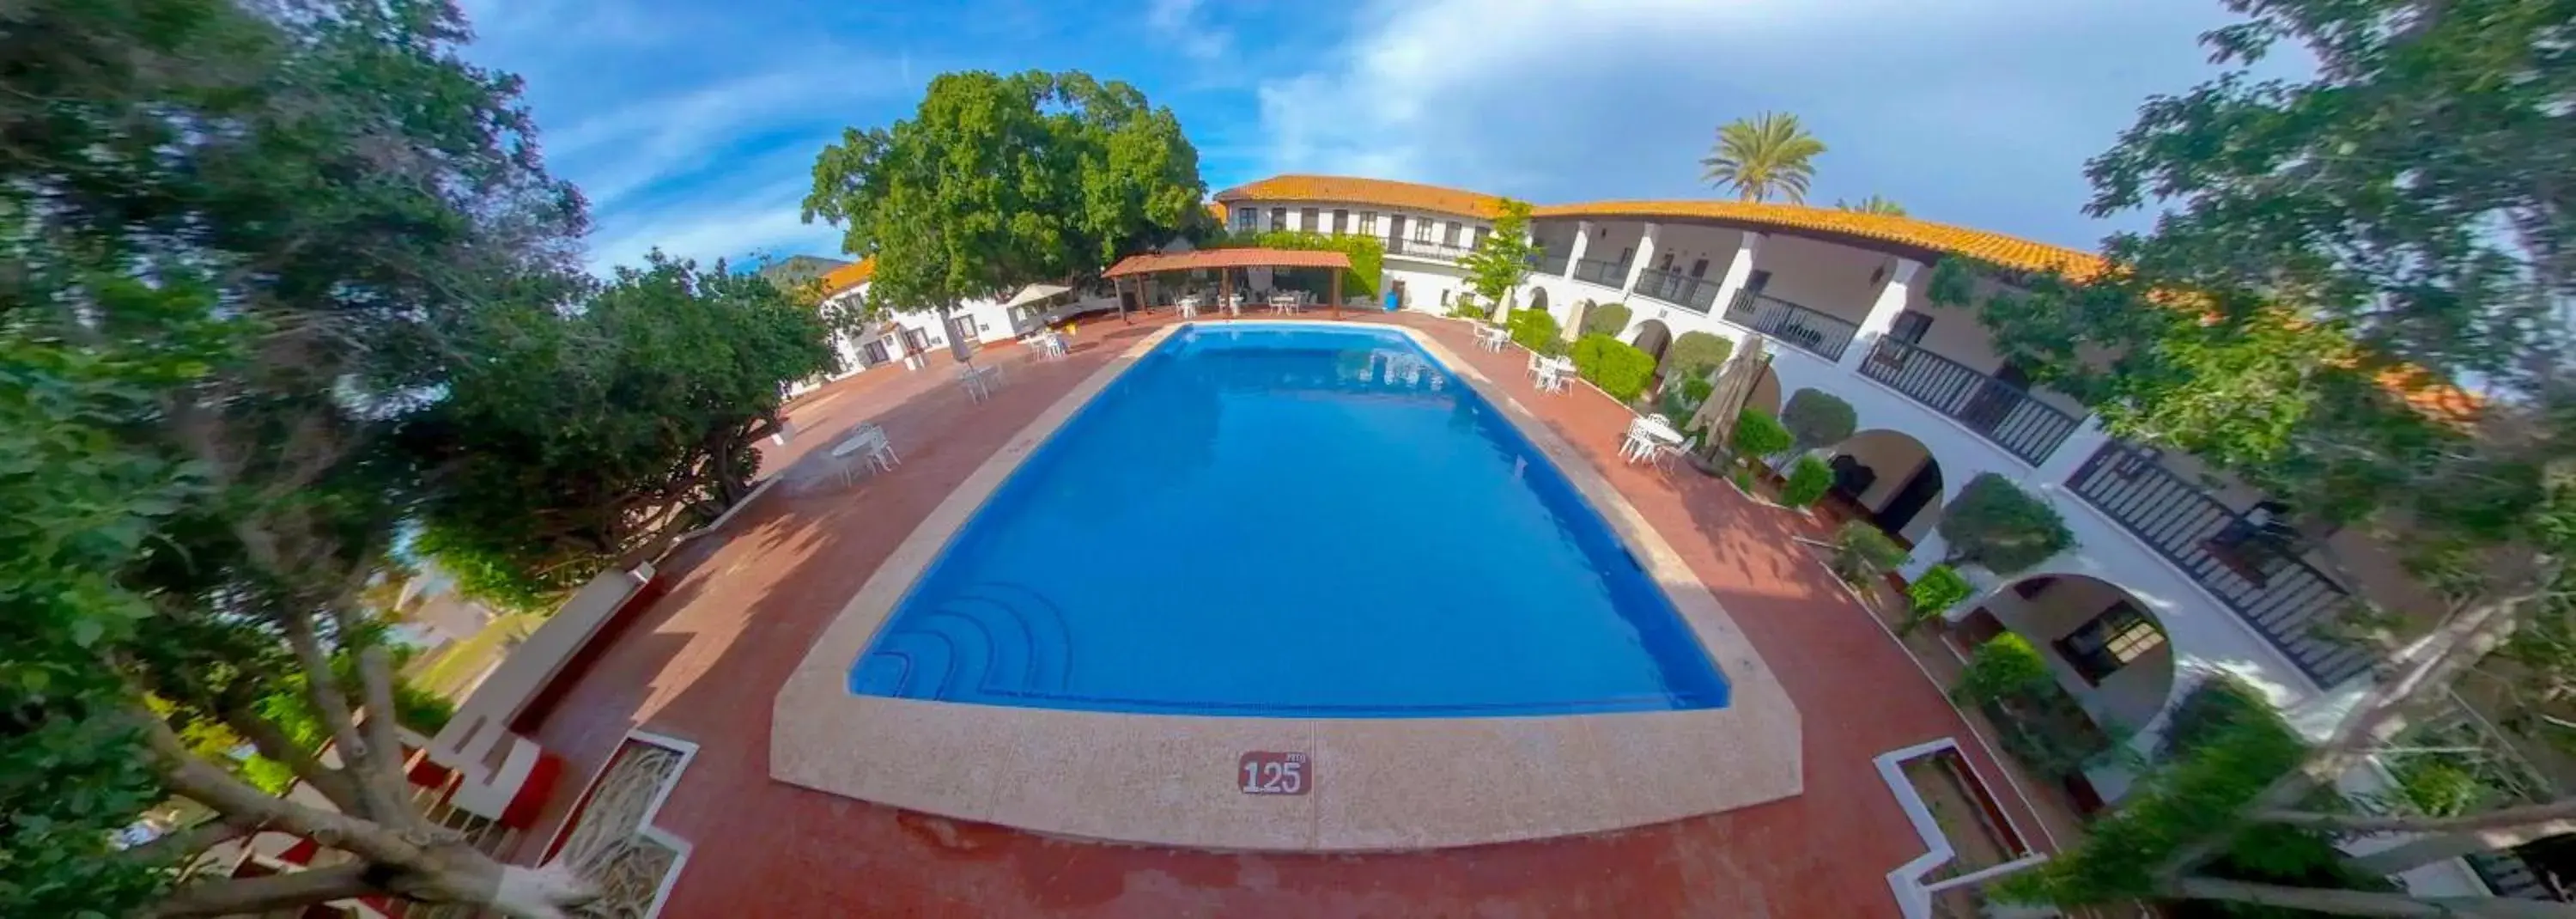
left=2259, top=796, right=2576, bottom=835
left=130, top=705, right=428, bottom=869
left=276, top=606, right=403, bottom=822
left=217, top=701, right=367, bottom=815
left=119, top=814, right=260, bottom=868
left=147, top=862, right=378, bottom=919
left=2166, top=876, right=2576, bottom=918
left=351, top=642, right=424, bottom=832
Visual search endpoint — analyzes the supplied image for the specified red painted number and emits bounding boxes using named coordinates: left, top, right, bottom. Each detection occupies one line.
left=1237, top=751, right=1309, bottom=795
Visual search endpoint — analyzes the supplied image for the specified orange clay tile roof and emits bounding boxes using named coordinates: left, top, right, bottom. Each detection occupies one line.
left=818, top=256, right=875, bottom=295
left=1214, top=175, right=1510, bottom=220
left=1103, top=247, right=1351, bottom=277
left=1210, top=174, right=2102, bottom=277
left=1529, top=200, right=2107, bottom=279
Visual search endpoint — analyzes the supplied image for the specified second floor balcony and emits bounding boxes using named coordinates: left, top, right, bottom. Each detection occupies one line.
left=1571, top=257, right=1626, bottom=288
left=1391, top=236, right=1470, bottom=261
left=1858, top=338, right=2081, bottom=466
left=1631, top=268, right=1720, bottom=313
left=1721, top=290, right=1858, bottom=362
left=1532, top=250, right=1571, bottom=276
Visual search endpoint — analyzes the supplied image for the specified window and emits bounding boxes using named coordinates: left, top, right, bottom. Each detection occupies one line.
left=1411, top=219, right=1433, bottom=242
left=1470, top=227, right=1487, bottom=249
left=1747, top=269, right=1773, bottom=294
left=1439, top=289, right=1450, bottom=306
left=1359, top=211, right=1377, bottom=234
left=1443, top=222, right=1460, bottom=246
left=1333, top=209, right=1349, bottom=234
left=1891, top=311, right=1934, bottom=344
left=2052, top=601, right=2166, bottom=684
left=1233, top=207, right=1256, bottom=233
left=1300, top=207, right=1319, bottom=230
left=1617, top=246, right=1633, bottom=265
left=1657, top=253, right=1674, bottom=271
left=1269, top=207, right=1286, bottom=230
left=1689, top=258, right=1710, bottom=278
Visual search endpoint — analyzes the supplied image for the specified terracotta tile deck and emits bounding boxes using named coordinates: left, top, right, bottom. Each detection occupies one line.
left=508, top=311, right=2058, bottom=918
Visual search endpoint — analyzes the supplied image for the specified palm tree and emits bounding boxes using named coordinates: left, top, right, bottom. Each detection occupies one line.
left=1699, top=113, right=1826, bottom=204
left=1836, top=194, right=1907, bottom=216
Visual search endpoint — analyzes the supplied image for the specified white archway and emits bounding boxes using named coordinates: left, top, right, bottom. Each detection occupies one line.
left=1824, top=428, right=1946, bottom=542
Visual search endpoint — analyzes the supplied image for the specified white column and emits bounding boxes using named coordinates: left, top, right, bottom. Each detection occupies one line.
left=1839, top=257, right=1923, bottom=371
left=1564, top=221, right=1592, bottom=280
left=1619, top=222, right=1660, bottom=297
left=2031, top=414, right=2111, bottom=484
left=1709, top=232, right=1764, bottom=317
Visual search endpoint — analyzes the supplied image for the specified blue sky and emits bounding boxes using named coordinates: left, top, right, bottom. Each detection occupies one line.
left=457, top=0, right=2276, bottom=274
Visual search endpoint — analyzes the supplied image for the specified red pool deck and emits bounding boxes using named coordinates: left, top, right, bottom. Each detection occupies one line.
left=507, top=311, right=2059, bottom=917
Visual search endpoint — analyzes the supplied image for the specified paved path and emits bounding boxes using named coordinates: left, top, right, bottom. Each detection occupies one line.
left=509, top=311, right=2053, bottom=917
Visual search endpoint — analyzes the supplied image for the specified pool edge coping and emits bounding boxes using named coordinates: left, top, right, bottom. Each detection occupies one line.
left=771, top=320, right=1802, bottom=851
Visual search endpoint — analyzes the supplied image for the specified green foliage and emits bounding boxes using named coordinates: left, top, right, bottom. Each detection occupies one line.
left=804, top=70, right=1206, bottom=311
left=1, top=0, right=595, bottom=914
left=1661, top=375, right=1714, bottom=422
left=1899, top=565, right=1974, bottom=634
left=1507, top=305, right=1563, bottom=355
left=1830, top=521, right=1909, bottom=586
left=1216, top=229, right=1382, bottom=298
left=1660, top=332, right=1733, bottom=385
left=1953, top=634, right=2050, bottom=706
left=1698, top=112, right=1826, bottom=203
left=1580, top=301, right=1631, bottom=338
left=1836, top=194, right=1907, bottom=216
left=1732, top=468, right=1755, bottom=491
left=407, top=255, right=835, bottom=609
left=1730, top=408, right=1794, bottom=460
left=1459, top=199, right=1537, bottom=316
left=1571, top=334, right=1656, bottom=402
left=1937, top=473, right=2075, bottom=575
left=1446, top=293, right=1487, bottom=320
left=1780, top=388, right=1857, bottom=452
left=1781, top=456, right=1833, bottom=508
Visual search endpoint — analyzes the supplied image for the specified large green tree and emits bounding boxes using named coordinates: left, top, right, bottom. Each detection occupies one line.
left=1698, top=113, right=1826, bottom=204
left=801, top=70, right=1205, bottom=313
left=1928, top=0, right=2576, bottom=914
left=0, top=1, right=647, bottom=916
left=404, top=253, right=835, bottom=610
left=1459, top=198, right=1539, bottom=328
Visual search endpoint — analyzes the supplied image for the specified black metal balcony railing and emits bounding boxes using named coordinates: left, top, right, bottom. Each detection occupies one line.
left=1571, top=257, right=1625, bottom=287
left=1860, top=338, right=2081, bottom=465
left=1532, top=250, right=1571, bottom=276
left=1722, top=290, right=1859, bottom=361
left=1631, top=268, right=1718, bottom=314
left=2066, top=441, right=2376, bottom=686
left=1393, top=236, right=1469, bottom=260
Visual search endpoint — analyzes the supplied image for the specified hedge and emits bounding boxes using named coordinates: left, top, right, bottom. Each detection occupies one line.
left=1580, top=301, right=1631, bottom=338
left=1781, top=388, right=1856, bottom=452
left=1661, top=332, right=1733, bottom=385
left=1571, top=333, right=1655, bottom=402
left=1508, top=307, right=1564, bottom=356
left=1781, top=455, right=1833, bottom=508
left=1731, top=408, right=1793, bottom=460
left=1939, top=472, right=2075, bottom=575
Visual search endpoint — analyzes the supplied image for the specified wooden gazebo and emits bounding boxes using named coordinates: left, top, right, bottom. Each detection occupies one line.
left=1099, top=247, right=1356, bottom=319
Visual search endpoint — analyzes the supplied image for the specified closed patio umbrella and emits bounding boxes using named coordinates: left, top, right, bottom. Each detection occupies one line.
left=1687, top=332, right=1771, bottom=462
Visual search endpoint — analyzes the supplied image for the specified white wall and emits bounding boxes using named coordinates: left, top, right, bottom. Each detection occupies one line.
left=1977, top=575, right=2178, bottom=733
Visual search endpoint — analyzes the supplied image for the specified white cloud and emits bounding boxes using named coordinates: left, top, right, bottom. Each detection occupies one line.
left=582, top=174, right=838, bottom=274
left=1252, top=0, right=2255, bottom=248
left=1147, top=0, right=1229, bottom=62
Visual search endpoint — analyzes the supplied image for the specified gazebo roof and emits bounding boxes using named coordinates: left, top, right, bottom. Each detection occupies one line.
left=1101, top=247, right=1350, bottom=277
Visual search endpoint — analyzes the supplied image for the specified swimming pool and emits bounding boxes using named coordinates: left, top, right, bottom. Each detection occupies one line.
left=848, top=323, right=1729, bottom=717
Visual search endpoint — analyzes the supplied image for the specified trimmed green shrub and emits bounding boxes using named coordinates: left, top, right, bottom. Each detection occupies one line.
left=1830, top=520, right=1908, bottom=585
left=1731, top=467, right=1754, bottom=491
left=1571, top=333, right=1655, bottom=401
left=1954, top=634, right=2052, bottom=706
left=1507, top=307, right=1562, bottom=355
left=1729, top=408, right=1793, bottom=460
left=1660, top=375, right=1713, bottom=421
left=1899, top=564, right=1974, bottom=634
left=1446, top=292, right=1486, bottom=320
left=1938, top=473, right=2075, bottom=575
left=1780, top=388, right=1857, bottom=452
left=1660, top=332, right=1733, bottom=385
left=1781, top=455, right=1832, bottom=508
left=1580, top=300, right=1631, bottom=338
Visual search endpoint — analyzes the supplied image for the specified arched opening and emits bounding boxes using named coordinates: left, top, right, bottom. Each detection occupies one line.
left=1822, top=429, right=1943, bottom=543
left=1949, top=573, right=2176, bottom=747
left=1747, top=362, right=1783, bottom=417
left=1527, top=285, right=1549, bottom=321
left=1628, top=319, right=1672, bottom=363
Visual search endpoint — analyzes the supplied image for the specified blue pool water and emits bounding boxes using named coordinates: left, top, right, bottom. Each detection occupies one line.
left=849, top=325, right=1729, bottom=717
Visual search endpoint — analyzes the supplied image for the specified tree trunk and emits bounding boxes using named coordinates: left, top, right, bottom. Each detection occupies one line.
left=2348, top=815, right=2576, bottom=877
